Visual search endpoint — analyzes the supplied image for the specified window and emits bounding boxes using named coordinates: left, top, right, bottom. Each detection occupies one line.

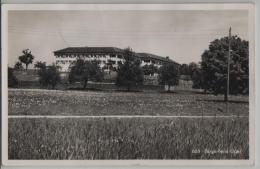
left=111, top=54, right=116, bottom=58
left=117, top=55, right=123, bottom=59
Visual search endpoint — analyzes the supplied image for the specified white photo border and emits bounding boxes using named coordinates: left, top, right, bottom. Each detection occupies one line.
left=1, top=3, right=255, bottom=166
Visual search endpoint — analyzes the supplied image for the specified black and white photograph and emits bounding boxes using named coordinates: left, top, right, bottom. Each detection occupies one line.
left=1, top=3, right=255, bottom=166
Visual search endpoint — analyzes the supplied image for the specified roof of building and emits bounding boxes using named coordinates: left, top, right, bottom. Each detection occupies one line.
left=137, top=52, right=179, bottom=65
left=54, top=47, right=125, bottom=54
left=54, top=47, right=179, bottom=65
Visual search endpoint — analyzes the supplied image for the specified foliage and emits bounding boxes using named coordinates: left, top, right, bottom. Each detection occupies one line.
left=8, top=67, right=18, bottom=87
left=14, top=62, right=23, bottom=70
left=142, top=64, right=158, bottom=76
left=38, top=64, right=60, bottom=89
left=188, top=62, right=199, bottom=74
left=69, top=59, right=104, bottom=89
left=178, top=62, right=204, bottom=89
left=180, top=62, right=200, bottom=75
left=106, top=59, right=118, bottom=72
left=201, top=35, right=249, bottom=99
left=116, top=48, right=144, bottom=91
left=179, top=64, right=190, bottom=75
left=34, top=61, right=46, bottom=69
left=158, top=63, right=179, bottom=91
left=182, top=62, right=205, bottom=89
left=18, top=49, right=34, bottom=69
left=191, top=67, right=204, bottom=89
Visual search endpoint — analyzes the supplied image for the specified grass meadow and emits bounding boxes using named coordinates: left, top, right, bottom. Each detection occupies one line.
left=8, top=89, right=249, bottom=116
left=8, top=89, right=249, bottom=159
left=9, top=118, right=248, bottom=159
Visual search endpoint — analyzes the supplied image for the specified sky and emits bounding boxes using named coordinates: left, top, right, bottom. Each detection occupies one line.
left=8, top=10, right=248, bottom=67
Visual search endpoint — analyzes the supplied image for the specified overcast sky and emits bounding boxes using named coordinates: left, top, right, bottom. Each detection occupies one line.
left=8, top=10, right=248, bottom=67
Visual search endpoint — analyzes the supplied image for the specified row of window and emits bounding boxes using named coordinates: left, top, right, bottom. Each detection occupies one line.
left=142, top=60, right=163, bottom=65
left=55, top=54, right=123, bottom=59
left=56, top=60, right=75, bottom=64
left=56, top=60, right=123, bottom=65
left=56, top=60, right=163, bottom=67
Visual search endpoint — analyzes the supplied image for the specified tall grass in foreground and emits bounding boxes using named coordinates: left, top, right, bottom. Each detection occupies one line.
left=8, top=118, right=248, bottom=159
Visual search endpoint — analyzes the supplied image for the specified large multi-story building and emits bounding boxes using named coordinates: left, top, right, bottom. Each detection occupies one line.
left=137, top=53, right=175, bottom=67
left=54, top=47, right=178, bottom=72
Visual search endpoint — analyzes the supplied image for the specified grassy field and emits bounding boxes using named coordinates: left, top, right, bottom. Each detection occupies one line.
left=9, top=118, right=248, bottom=159
left=8, top=89, right=249, bottom=159
left=8, top=89, right=249, bottom=116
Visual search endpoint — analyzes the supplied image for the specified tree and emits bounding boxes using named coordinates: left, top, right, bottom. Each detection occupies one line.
left=158, top=63, right=179, bottom=92
left=69, top=59, right=104, bottom=89
left=201, top=35, right=249, bottom=101
left=34, top=61, right=46, bottom=69
left=179, top=64, right=190, bottom=75
left=180, top=62, right=199, bottom=76
left=188, top=62, right=199, bottom=75
left=8, top=67, right=18, bottom=87
left=142, top=64, right=158, bottom=76
left=106, top=59, right=117, bottom=72
left=14, top=62, right=23, bottom=70
left=18, top=49, right=34, bottom=69
left=116, top=47, right=144, bottom=91
left=191, top=67, right=204, bottom=89
left=38, top=64, right=60, bottom=89
left=184, top=62, right=204, bottom=89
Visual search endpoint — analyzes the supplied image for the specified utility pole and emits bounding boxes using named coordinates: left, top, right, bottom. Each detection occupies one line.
left=226, top=27, right=231, bottom=102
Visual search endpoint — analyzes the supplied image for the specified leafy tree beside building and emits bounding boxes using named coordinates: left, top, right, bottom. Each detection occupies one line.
left=179, top=64, right=190, bottom=75
left=191, top=67, right=204, bottom=89
left=142, top=64, right=158, bottom=76
left=201, top=35, right=249, bottom=100
left=116, top=47, right=144, bottom=91
left=158, top=63, right=180, bottom=92
left=69, top=59, right=104, bottom=89
left=38, top=64, right=61, bottom=89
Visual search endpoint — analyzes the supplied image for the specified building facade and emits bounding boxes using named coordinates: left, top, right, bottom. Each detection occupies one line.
left=54, top=47, right=178, bottom=72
